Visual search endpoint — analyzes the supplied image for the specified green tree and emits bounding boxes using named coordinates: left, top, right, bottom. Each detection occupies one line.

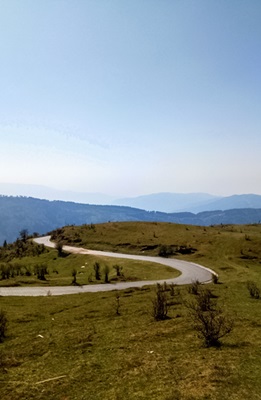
left=19, top=229, right=29, bottom=242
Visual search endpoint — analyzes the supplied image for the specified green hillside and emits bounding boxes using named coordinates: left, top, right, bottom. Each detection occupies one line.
left=1, top=221, right=261, bottom=400
left=52, top=221, right=261, bottom=284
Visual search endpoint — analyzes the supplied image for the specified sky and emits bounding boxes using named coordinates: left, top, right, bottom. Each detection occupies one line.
left=0, top=0, right=261, bottom=197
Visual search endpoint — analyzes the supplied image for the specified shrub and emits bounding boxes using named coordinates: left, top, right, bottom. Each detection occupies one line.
left=19, top=229, right=29, bottom=242
left=0, top=310, right=7, bottom=342
left=0, top=264, right=9, bottom=280
left=93, top=262, right=101, bottom=280
left=196, top=288, right=214, bottom=311
left=104, top=265, right=110, bottom=283
left=152, top=283, right=169, bottom=321
left=169, top=283, right=176, bottom=296
left=115, top=292, right=121, bottom=315
left=186, top=288, right=233, bottom=347
left=55, top=241, right=64, bottom=257
left=188, top=280, right=200, bottom=295
left=169, top=283, right=180, bottom=299
left=113, top=264, right=123, bottom=277
left=34, top=264, right=48, bottom=280
left=247, top=281, right=260, bottom=299
left=72, top=268, right=77, bottom=285
left=158, top=245, right=173, bottom=258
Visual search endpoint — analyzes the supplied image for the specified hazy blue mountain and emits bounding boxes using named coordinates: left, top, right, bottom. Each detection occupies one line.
left=113, top=193, right=261, bottom=213
left=2, top=184, right=261, bottom=214
left=188, top=194, right=261, bottom=213
left=0, top=196, right=260, bottom=245
left=113, top=192, right=221, bottom=212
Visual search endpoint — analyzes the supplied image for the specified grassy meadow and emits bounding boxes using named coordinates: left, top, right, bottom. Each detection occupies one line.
left=0, top=250, right=179, bottom=287
left=1, top=221, right=261, bottom=399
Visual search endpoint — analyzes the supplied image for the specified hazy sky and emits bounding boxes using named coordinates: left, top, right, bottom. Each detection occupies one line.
left=0, top=0, right=261, bottom=197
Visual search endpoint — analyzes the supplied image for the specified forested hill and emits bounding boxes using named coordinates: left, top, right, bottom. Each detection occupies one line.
left=0, top=195, right=261, bottom=244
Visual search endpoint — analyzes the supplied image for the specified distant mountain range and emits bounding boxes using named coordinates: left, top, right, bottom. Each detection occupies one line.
left=113, top=193, right=261, bottom=213
left=1, top=183, right=261, bottom=213
left=0, top=195, right=260, bottom=245
left=112, top=192, right=220, bottom=212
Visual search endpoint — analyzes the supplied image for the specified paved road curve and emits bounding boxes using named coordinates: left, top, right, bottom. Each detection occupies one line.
left=0, top=236, right=216, bottom=296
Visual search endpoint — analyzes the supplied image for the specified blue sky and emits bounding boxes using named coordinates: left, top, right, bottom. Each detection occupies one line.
left=0, top=0, right=260, bottom=197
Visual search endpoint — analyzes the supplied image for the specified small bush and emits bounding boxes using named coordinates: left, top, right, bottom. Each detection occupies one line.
left=158, top=245, right=173, bottom=258
left=115, top=292, right=121, bottom=315
left=0, top=310, right=7, bottom=342
left=55, top=241, right=64, bottom=257
left=72, top=268, right=77, bottom=285
left=247, top=281, right=260, bottom=299
left=186, top=288, right=233, bottom=347
left=93, top=262, right=101, bottom=280
left=163, top=281, right=168, bottom=292
left=0, top=264, right=9, bottom=280
left=169, top=283, right=176, bottom=296
left=113, top=264, right=123, bottom=277
left=152, top=283, right=169, bottom=321
left=34, top=264, right=48, bottom=280
left=188, top=280, right=200, bottom=295
left=196, top=288, right=214, bottom=311
left=104, top=265, right=110, bottom=283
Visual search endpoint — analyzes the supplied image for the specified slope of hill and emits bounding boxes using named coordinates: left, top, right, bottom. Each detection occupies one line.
left=0, top=196, right=261, bottom=245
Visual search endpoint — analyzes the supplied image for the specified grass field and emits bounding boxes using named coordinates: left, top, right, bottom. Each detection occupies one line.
left=1, top=221, right=261, bottom=399
left=0, top=249, right=180, bottom=287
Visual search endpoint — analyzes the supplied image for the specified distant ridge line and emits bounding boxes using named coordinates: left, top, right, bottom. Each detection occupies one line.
left=0, top=195, right=261, bottom=244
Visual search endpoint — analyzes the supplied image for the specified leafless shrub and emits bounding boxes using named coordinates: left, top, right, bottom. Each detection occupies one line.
left=0, top=310, right=7, bottom=343
left=186, top=288, right=233, bottom=347
left=93, top=262, right=101, bottom=280
left=104, top=265, right=110, bottom=283
left=72, top=268, right=77, bottom=285
left=188, top=280, right=200, bottom=295
left=113, top=264, right=123, bottom=277
left=55, top=240, right=64, bottom=257
left=34, top=264, right=48, bottom=280
left=115, top=292, right=121, bottom=315
left=152, top=283, right=169, bottom=321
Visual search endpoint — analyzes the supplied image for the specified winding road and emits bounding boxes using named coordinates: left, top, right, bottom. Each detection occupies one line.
left=0, top=236, right=216, bottom=296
